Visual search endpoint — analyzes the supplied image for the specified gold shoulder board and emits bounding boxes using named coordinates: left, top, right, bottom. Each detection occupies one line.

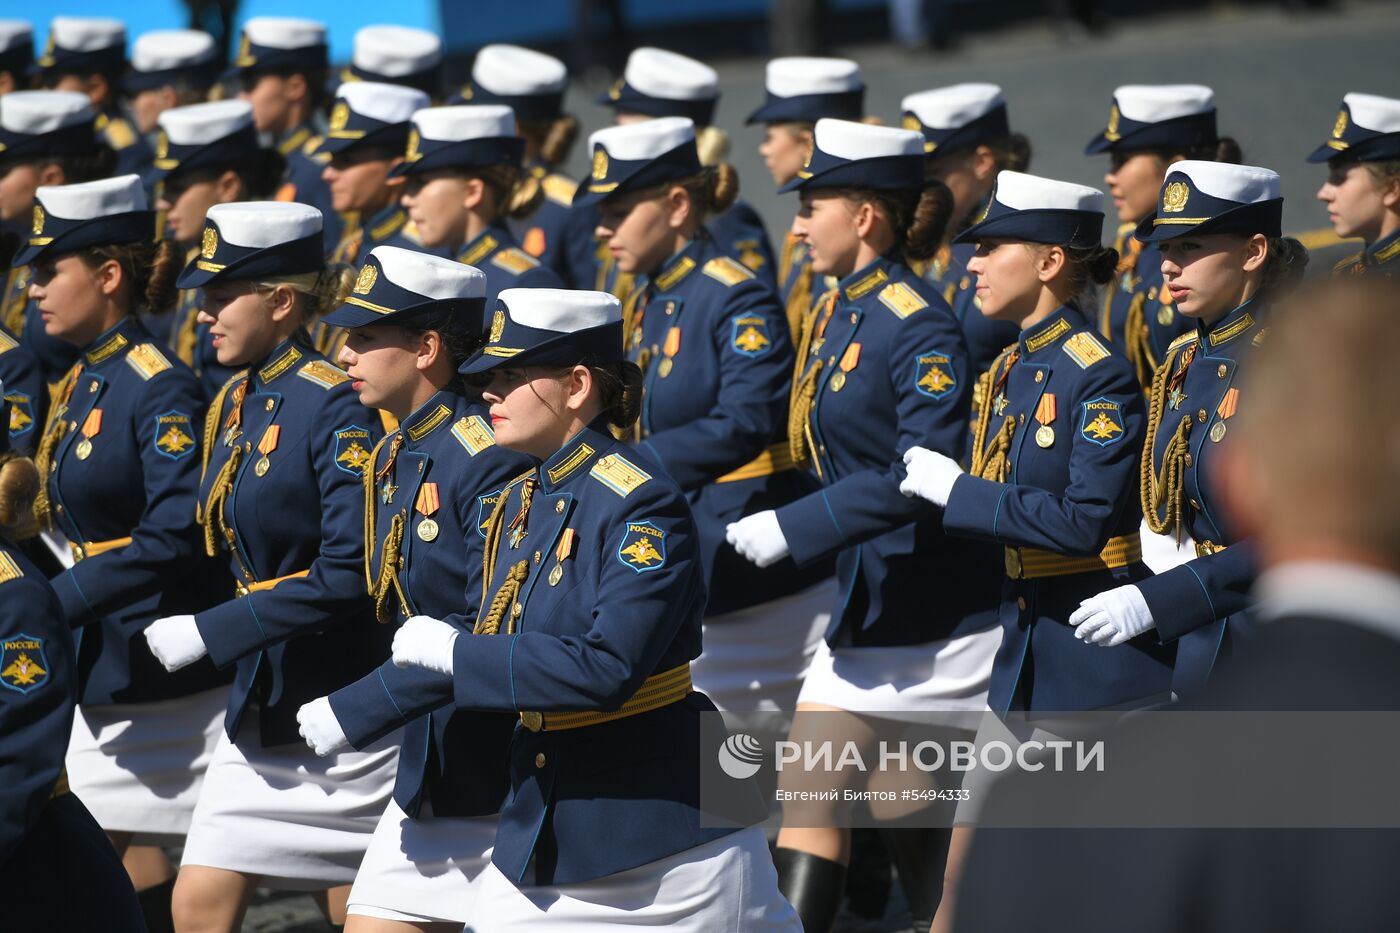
left=126, top=343, right=173, bottom=380
left=702, top=256, right=755, bottom=287
left=589, top=453, right=652, bottom=497
left=297, top=360, right=351, bottom=389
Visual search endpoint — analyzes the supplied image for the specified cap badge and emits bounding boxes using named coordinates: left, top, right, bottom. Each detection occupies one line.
left=591, top=147, right=609, bottom=181
left=1162, top=181, right=1190, bottom=214
left=201, top=226, right=218, bottom=259
left=353, top=263, right=377, bottom=295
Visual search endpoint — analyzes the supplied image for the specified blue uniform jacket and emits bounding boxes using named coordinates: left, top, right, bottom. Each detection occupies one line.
left=776, top=256, right=1003, bottom=648
left=0, top=324, right=44, bottom=453
left=455, top=223, right=565, bottom=310
left=508, top=166, right=601, bottom=290
left=707, top=199, right=777, bottom=289
left=99, top=109, right=154, bottom=180
left=1099, top=222, right=1191, bottom=389
left=194, top=334, right=388, bottom=745
left=328, top=203, right=432, bottom=266
left=446, top=424, right=746, bottom=886
left=923, top=241, right=1022, bottom=379
left=627, top=235, right=828, bottom=616
left=1333, top=226, right=1400, bottom=277
left=329, top=389, right=531, bottom=819
left=1135, top=301, right=1262, bottom=694
left=42, top=319, right=230, bottom=704
left=943, top=305, right=1174, bottom=712
left=277, top=124, right=345, bottom=256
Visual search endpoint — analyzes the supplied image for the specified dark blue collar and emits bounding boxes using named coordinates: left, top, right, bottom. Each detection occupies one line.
left=252, top=331, right=313, bottom=389
left=456, top=222, right=512, bottom=267
left=536, top=420, right=615, bottom=494
left=1367, top=227, right=1400, bottom=267
left=400, top=388, right=468, bottom=448
left=646, top=235, right=708, bottom=293
left=81, top=317, right=148, bottom=369
left=363, top=202, right=410, bottom=243
left=1018, top=305, right=1082, bottom=359
left=1199, top=299, right=1260, bottom=349
left=839, top=255, right=897, bottom=303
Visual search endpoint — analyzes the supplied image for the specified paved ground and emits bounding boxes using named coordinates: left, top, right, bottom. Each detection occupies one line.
left=241, top=3, right=1398, bottom=929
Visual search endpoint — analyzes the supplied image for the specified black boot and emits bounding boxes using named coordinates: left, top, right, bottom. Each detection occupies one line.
left=880, top=827, right=953, bottom=933
left=844, top=827, right=892, bottom=919
left=773, top=848, right=847, bottom=933
left=135, top=876, right=176, bottom=933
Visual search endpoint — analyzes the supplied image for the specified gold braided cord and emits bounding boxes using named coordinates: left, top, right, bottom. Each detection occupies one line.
left=476, top=470, right=534, bottom=617
left=200, top=443, right=242, bottom=557
left=783, top=260, right=813, bottom=345
left=788, top=358, right=824, bottom=473
left=174, top=302, right=200, bottom=368
left=371, top=511, right=410, bottom=623
left=1122, top=291, right=1158, bottom=390
left=362, top=435, right=391, bottom=591
left=32, top=363, right=82, bottom=529
left=476, top=559, right=529, bottom=636
left=1139, top=346, right=1195, bottom=537
left=199, top=374, right=241, bottom=484
left=967, top=347, right=1019, bottom=482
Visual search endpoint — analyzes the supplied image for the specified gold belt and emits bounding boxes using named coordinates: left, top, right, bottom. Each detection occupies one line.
left=1005, top=534, right=1142, bottom=580
left=235, top=569, right=310, bottom=597
left=520, top=663, right=692, bottom=733
left=1195, top=539, right=1226, bottom=558
left=716, top=443, right=796, bottom=483
left=70, top=536, right=133, bottom=562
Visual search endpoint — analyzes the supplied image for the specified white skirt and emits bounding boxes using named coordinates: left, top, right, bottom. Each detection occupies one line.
left=466, top=826, right=799, bottom=932
left=180, top=725, right=400, bottom=889
left=691, top=578, right=836, bottom=713
left=346, top=799, right=497, bottom=924
left=65, top=685, right=228, bottom=845
left=797, top=625, right=1002, bottom=721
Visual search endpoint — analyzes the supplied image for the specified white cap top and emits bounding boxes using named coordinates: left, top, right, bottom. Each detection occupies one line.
left=499, top=287, right=620, bottom=332
left=765, top=57, right=861, bottom=98
left=1344, top=92, right=1400, bottom=134
left=1167, top=160, right=1280, bottom=203
left=48, top=16, right=124, bottom=52
left=624, top=47, right=718, bottom=101
left=242, top=17, right=326, bottom=50
left=352, top=24, right=442, bottom=77
left=589, top=116, right=695, bottom=161
left=158, top=100, right=252, bottom=145
left=812, top=118, right=923, bottom=161
left=473, top=44, right=567, bottom=96
left=994, top=171, right=1103, bottom=212
left=0, top=20, right=31, bottom=54
left=36, top=174, right=146, bottom=219
left=369, top=245, right=487, bottom=299
left=412, top=104, right=516, bottom=142
left=205, top=201, right=322, bottom=247
left=1113, top=84, right=1215, bottom=123
left=336, top=81, right=431, bottom=124
left=132, top=29, right=217, bottom=73
left=901, top=83, right=1004, bottom=128
left=0, top=90, right=94, bottom=135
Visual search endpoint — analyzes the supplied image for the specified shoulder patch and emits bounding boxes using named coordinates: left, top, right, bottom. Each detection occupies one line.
left=298, top=359, right=351, bottom=389
left=0, top=329, right=16, bottom=354
left=0, top=630, right=50, bottom=694
left=451, top=415, right=496, bottom=456
left=125, top=343, right=173, bottom=380
left=542, top=174, right=578, bottom=205
left=914, top=348, right=958, bottom=399
left=153, top=411, right=197, bottom=460
left=6, top=392, right=34, bottom=439
left=333, top=425, right=374, bottom=475
left=1062, top=331, right=1111, bottom=369
left=730, top=314, right=773, bottom=358
left=702, top=256, right=756, bottom=287
left=878, top=281, right=928, bottom=319
left=617, top=520, right=667, bottom=573
left=1081, top=397, right=1126, bottom=446
left=491, top=248, right=540, bottom=275
left=589, top=453, right=652, bottom=497
left=477, top=488, right=507, bottom=539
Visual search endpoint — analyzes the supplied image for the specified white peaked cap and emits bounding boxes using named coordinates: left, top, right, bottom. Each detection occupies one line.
left=336, top=81, right=430, bottom=123
left=1112, top=84, right=1215, bottom=123
left=473, top=44, right=567, bottom=95
left=242, top=17, right=326, bottom=50
left=589, top=116, right=695, bottom=160
left=0, top=90, right=94, bottom=134
left=901, top=83, right=1004, bottom=128
left=1343, top=93, right=1400, bottom=133
left=48, top=16, right=124, bottom=51
left=158, top=100, right=252, bottom=144
left=205, top=201, right=322, bottom=247
left=765, top=57, right=862, bottom=97
left=132, top=30, right=217, bottom=72
left=624, top=47, right=718, bottom=101
left=367, top=245, right=487, bottom=300
left=0, top=21, right=32, bottom=54
left=412, top=104, right=516, bottom=141
left=1167, top=160, right=1280, bottom=202
left=994, top=171, right=1104, bottom=212
left=499, top=288, right=620, bottom=332
left=812, top=118, right=923, bottom=160
left=352, top=24, right=442, bottom=76
left=36, top=174, right=147, bottom=218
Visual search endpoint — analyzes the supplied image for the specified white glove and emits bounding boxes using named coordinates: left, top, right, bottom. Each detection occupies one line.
left=144, top=615, right=208, bottom=671
left=296, top=696, right=349, bottom=757
left=726, top=510, right=790, bottom=568
left=1069, top=585, right=1156, bottom=646
left=900, top=446, right=964, bottom=507
left=392, top=615, right=459, bottom=675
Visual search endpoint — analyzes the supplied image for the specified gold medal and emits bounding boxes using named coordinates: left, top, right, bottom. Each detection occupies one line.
left=1157, top=306, right=1175, bottom=326
left=829, top=370, right=846, bottom=392
left=549, top=564, right=563, bottom=586
left=658, top=357, right=673, bottom=378
left=75, top=438, right=93, bottom=460
left=1035, top=425, right=1055, bottom=448
left=1209, top=421, right=1226, bottom=443
left=254, top=455, right=270, bottom=476
left=417, top=518, right=439, bottom=542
